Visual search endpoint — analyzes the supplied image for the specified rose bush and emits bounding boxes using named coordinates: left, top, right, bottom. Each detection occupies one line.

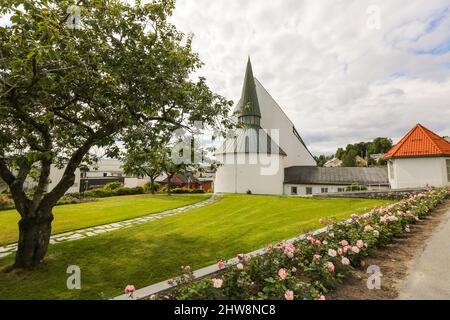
left=139, top=188, right=448, bottom=300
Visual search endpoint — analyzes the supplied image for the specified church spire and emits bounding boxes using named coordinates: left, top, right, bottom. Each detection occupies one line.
left=237, top=57, right=261, bottom=126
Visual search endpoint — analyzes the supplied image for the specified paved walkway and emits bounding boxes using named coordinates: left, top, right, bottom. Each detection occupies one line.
left=0, top=194, right=220, bottom=259
left=397, top=206, right=450, bottom=299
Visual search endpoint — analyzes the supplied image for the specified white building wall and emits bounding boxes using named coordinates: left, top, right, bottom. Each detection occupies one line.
left=48, top=165, right=81, bottom=193
left=214, top=153, right=284, bottom=195
left=284, top=184, right=389, bottom=195
left=388, top=157, right=450, bottom=189
left=124, top=177, right=151, bottom=188
left=255, top=79, right=317, bottom=167
left=86, top=159, right=124, bottom=177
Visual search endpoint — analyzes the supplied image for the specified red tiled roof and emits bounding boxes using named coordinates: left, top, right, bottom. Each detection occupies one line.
left=384, top=124, right=450, bottom=159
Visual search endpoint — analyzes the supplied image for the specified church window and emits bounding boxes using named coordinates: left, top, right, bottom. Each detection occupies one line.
left=291, top=186, right=297, bottom=195
left=305, top=187, right=312, bottom=195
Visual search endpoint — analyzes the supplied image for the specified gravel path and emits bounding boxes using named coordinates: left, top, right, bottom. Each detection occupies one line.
left=397, top=205, right=450, bottom=299
left=0, top=194, right=221, bottom=259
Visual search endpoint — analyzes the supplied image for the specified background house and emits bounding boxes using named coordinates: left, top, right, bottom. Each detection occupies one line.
left=385, top=124, right=450, bottom=189
left=323, top=157, right=342, bottom=167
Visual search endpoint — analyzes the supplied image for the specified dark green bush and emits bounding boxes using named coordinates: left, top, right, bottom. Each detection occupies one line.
left=143, top=181, right=160, bottom=193
left=345, top=183, right=368, bottom=191
left=171, top=187, right=191, bottom=194
left=103, top=181, right=124, bottom=192
left=191, top=189, right=205, bottom=194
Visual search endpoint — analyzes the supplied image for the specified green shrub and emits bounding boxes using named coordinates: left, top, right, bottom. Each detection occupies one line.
left=143, top=181, right=160, bottom=193
left=191, top=189, right=205, bottom=194
left=0, top=194, right=14, bottom=210
left=103, top=181, right=124, bottom=192
left=84, top=188, right=112, bottom=198
left=345, top=183, right=368, bottom=191
left=171, top=188, right=192, bottom=194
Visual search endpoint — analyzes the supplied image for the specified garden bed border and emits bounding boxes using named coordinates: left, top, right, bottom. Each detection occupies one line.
left=112, top=224, right=336, bottom=300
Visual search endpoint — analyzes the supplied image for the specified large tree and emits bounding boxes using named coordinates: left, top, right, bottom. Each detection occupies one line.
left=0, top=0, right=231, bottom=269
left=120, top=127, right=167, bottom=194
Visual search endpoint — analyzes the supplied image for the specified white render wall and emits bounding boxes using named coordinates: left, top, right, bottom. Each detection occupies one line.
left=47, top=165, right=81, bottom=193
left=124, top=177, right=151, bottom=188
left=255, top=79, right=317, bottom=167
left=214, top=153, right=285, bottom=195
left=388, top=157, right=450, bottom=189
left=283, top=184, right=389, bottom=196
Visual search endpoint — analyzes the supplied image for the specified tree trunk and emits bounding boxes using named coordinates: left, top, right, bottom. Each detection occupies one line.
left=150, top=177, right=155, bottom=195
left=13, top=211, right=54, bottom=269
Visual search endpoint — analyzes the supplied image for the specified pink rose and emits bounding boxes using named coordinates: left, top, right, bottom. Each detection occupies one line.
left=340, top=240, right=349, bottom=247
left=341, top=257, right=350, bottom=266
left=356, top=240, right=364, bottom=248
left=278, top=268, right=287, bottom=280
left=291, top=267, right=297, bottom=273
left=124, top=285, right=135, bottom=296
left=313, top=254, right=322, bottom=261
left=337, top=248, right=343, bottom=255
left=351, top=246, right=360, bottom=254
left=217, top=260, right=225, bottom=269
left=326, top=261, right=335, bottom=273
left=319, top=295, right=326, bottom=300
left=315, top=239, right=322, bottom=246
left=328, top=249, right=337, bottom=257
left=212, top=278, right=223, bottom=288
left=284, top=290, right=294, bottom=300
left=167, top=279, right=174, bottom=286
left=236, top=263, right=244, bottom=270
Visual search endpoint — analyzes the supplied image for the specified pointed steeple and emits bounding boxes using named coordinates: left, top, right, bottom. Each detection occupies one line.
left=237, top=57, right=261, bottom=126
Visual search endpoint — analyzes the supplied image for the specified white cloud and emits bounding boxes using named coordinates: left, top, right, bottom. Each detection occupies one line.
left=171, top=0, right=450, bottom=154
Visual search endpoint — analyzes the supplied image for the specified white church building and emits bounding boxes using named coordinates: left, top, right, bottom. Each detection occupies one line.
left=214, top=59, right=389, bottom=195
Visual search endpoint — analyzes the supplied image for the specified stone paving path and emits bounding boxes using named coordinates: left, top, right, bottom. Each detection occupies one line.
left=397, top=206, right=450, bottom=299
left=0, top=194, right=220, bottom=259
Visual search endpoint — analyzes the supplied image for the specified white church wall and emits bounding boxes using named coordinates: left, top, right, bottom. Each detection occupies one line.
left=389, top=157, right=449, bottom=189
left=255, top=79, right=317, bottom=167
left=214, top=153, right=284, bottom=195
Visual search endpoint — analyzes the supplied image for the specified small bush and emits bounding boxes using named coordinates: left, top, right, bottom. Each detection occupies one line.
left=171, top=188, right=192, bottom=194
left=0, top=194, right=14, bottom=210
left=84, top=188, right=111, bottom=198
left=246, top=189, right=252, bottom=194
left=143, top=181, right=160, bottom=193
left=191, top=189, right=205, bottom=194
left=103, top=181, right=124, bottom=192
left=345, top=183, right=368, bottom=191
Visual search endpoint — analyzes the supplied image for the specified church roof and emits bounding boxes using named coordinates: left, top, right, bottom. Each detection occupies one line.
left=384, top=124, right=450, bottom=159
left=235, top=57, right=261, bottom=121
left=284, top=166, right=389, bottom=186
left=215, top=127, right=287, bottom=156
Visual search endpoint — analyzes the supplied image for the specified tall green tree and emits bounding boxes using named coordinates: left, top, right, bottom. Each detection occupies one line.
left=0, top=0, right=231, bottom=269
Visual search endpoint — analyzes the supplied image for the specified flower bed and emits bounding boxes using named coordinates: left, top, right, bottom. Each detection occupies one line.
left=131, top=188, right=448, bottom=300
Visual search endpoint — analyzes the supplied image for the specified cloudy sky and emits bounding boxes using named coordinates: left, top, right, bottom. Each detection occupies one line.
left=171, top=0, right=450, bottom=155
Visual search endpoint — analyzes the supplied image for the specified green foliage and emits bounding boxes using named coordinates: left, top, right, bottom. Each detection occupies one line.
left=0, top=0, right=233, bottom=266
left=334, top=138, right=392, bottom=167
left=103, top=182, right=124, bottom=192
left=0, top=195, right=391, bottom=298
left=345, top=183, right=368, bottom=191
left=162, top=188, right=448, bottom=300
left=84, top=186, right=144, bottom=198
left=0, top=194, right=14, bottom=210
left=171, top=188, right=205, bottom=194
left=143, top=181, right=160, bottom=193
left=314, top=154, right=334, bottom=167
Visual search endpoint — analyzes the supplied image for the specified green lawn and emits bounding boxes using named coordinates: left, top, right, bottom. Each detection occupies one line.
left=0, top=194, right=209, bottom=245
left=0, top=194, right=392, bottom=299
